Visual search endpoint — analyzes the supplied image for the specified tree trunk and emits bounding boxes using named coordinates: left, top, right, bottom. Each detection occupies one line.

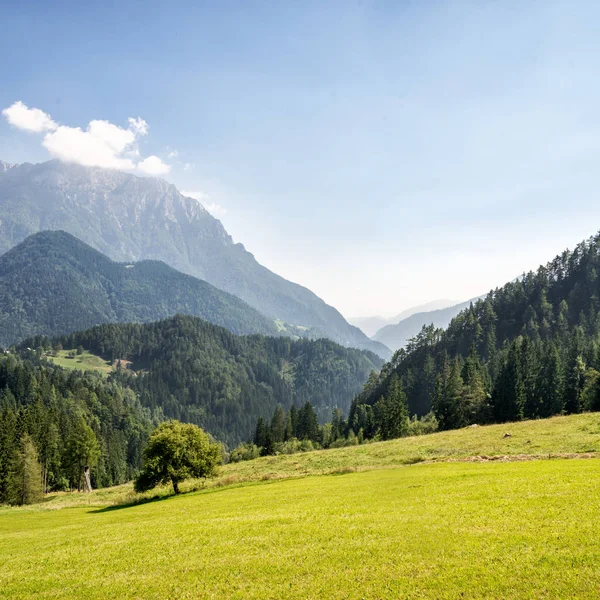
left=172, top=478, right=180, bottom=494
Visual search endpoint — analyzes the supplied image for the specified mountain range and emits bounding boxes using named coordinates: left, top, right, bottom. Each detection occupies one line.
left=348, top=299, right=457, bottom=338
left=0, top=230, right=284, bottom=346
left=372, top=298, right=480, bottom=350
left=0, top=159, right=389, bottom=358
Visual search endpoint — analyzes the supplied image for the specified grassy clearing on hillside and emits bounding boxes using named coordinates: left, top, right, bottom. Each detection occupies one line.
left=2, top=459, right=600, bottom=599
left=45, top=349, right=114, bottom=376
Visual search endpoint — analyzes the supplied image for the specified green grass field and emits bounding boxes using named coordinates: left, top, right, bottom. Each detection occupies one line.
left=3, top=415, right=600, bottom=598
left=45, top=349, right=114, bottom=376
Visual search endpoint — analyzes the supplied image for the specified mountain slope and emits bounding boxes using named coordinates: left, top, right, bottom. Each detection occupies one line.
left=0, top=160, right=390, bottom=358
left=36, top=315, right=384, bottom=445
left=386, top=299, right=458, bottom=324
left=353, top=230, right=600, bottom=427
left=0, top=230, right=281, bottom=345
left=373, top=299, right=477, bottom=350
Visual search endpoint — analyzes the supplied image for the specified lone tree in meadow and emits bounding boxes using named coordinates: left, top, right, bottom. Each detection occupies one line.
left=134, top=421, right=222, bottom=494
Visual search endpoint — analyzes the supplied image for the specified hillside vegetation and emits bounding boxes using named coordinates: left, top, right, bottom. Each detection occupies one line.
left=36, top=315, right=382, bottom=445
left=0, top=230, right=279, bottom=346
left=354, top=231, right=600, bottom=434
left=27, top=412, right=600, bottom=510
left=0, top=315, right=382, bottom=503
left=372, top=298, right=476, bottom=350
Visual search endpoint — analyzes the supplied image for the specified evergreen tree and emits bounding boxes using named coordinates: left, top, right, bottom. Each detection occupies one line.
left=254, top=417, right=268, bottom=448
left=270, top=406, right=286, bottom=444
left=296, top=401, right=319, bottom=442
left=375, top=375, right=409, bottom=440
left=492, top=339, right=525, bottom=423
left=7, top=434, right=43, bottom=505
left=564, top=345, right=586, bottom=414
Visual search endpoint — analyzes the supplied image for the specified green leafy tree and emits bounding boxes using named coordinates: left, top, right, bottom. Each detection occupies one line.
left=134, top=421, right=221, bottom=494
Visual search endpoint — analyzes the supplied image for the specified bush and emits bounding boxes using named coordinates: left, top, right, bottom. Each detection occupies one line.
left=230, top=443, right=261, bottom=463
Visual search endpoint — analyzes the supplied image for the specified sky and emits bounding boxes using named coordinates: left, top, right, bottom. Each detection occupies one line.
left=2, top=0, right=600, bottom=319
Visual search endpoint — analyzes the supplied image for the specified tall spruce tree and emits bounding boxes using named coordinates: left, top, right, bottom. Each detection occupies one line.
left=8, top=434, right=43, bottom=506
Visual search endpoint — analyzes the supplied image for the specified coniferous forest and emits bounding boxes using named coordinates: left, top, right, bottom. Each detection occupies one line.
left=347, top=232, right=600, bottom=436
left=0, top=352, right=154, bottom=504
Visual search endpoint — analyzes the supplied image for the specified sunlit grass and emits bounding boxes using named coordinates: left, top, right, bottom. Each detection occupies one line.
left=16, top=412, right=600, bottom=511
left=2, top=459, right=600, bottom=598
left=45, top=349, right=114, bottom=376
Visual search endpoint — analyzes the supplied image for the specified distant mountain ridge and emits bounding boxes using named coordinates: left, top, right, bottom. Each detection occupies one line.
left=0, top=159, right=390, bottom=358
left=349, top=299, right=457, bottom=337
left=372, top=298, right=481, bottom=350
left=0, top=230, right=281, bottom=346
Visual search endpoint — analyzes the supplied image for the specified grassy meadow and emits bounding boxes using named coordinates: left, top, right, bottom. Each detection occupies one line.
left=45, top=349, right=115, bottom=376
left=3, top=414, right=600, bottom=598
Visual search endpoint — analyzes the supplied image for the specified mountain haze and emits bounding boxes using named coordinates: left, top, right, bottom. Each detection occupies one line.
left=373, top=299, right=479, bottom=350
left=349, top=300, right=457, bottom=338
left=0, top=160, right=389, bottom=358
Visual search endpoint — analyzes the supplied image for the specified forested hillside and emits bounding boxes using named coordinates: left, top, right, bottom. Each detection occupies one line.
left=0, top=230, right=279, bottom=345
left=351, top=232, right=600, bottom=433
left=29, top=315, right=382, bottom=446
left=0, top=352, right=155, bottom=504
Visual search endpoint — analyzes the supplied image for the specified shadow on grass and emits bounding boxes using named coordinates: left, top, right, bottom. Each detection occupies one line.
left=89, top=493, right=175, bottom=513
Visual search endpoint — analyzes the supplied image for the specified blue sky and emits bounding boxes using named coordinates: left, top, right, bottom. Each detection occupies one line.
left=2, top=1, right=600, bottom=318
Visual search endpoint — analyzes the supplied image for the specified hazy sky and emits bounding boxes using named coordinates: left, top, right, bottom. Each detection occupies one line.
left=2, top=1, right=600, bottom=318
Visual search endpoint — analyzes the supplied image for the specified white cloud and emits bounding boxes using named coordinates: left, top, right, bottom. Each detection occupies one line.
left=182, top=190, right=227, bottom=216
left=182, top=190, right=208, bottom=201
left=203, top=201, right=228, bottom=216
left=138, top=155, right=171, bottom=176
left=128, top=117, right=148, bottom=136
left=43, top=121, right=137, bottom=170
left=2, top=100, right=171, bottom=176
left=167, top=148, right=178, bottom=159
left=2, top=101, right=57, bottom=133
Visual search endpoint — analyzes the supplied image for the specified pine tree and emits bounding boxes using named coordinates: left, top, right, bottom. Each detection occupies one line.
left=270, top=405, right=286, bottom=444
left=564, top=351, right=586, bottom=414
left=492, top=339, right=526, bottom=423
left=64, top=418, right=100, bottom=491
left=8, top=434, right=43, bottom=506
left=537, top=342, right=564, bottom=417
left=296, top=401, right=319, bottom=442
left=254, top=417, right=268, bottom=448
left=376, top=375, right=409, bottom=440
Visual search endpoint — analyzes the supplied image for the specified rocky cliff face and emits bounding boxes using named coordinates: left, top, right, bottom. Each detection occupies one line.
left=0, top=160, right=390, bottom=357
